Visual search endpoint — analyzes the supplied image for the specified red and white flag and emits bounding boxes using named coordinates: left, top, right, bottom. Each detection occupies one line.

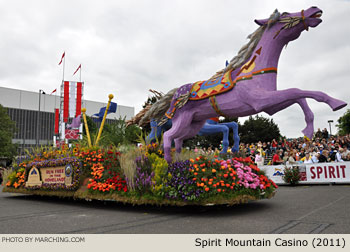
left=63, top=81, right=83, bottom=122
left=58, top=52, right=65, bottom=65
left=50, top=89, right=57, bottom=95
left=73, top=64, right=81, bottom=75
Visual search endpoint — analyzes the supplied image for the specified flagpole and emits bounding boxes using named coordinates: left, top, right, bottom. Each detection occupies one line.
left=82, top=108, right=92, bottom=148
left=95, top=94, right=114, bottom=146
left=63, top=55, right=65, bottom=81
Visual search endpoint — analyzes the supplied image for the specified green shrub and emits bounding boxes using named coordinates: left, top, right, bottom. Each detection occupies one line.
left=283, top=166, right=300, bottom=185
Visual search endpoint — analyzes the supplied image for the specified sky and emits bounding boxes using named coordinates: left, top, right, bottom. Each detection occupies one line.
left=0, top=0, right=349, bottom=138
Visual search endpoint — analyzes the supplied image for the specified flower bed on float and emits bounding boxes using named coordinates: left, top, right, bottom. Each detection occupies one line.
left=2, top=143, right=277, bottom=206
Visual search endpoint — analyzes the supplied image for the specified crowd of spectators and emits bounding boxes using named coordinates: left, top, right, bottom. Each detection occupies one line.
left=239, top=128, right=350, bottom=166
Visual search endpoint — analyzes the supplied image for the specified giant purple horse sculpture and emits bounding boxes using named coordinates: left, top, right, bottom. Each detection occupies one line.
left=140, top=7, right=347, bottom=162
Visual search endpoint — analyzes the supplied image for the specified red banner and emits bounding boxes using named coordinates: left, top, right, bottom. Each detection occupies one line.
left=63, top=81, right=69, bottom=122
left=54, top=108, right=59, bottom=135
left=65, top=129, right=79, bottom=139
left=76, top=82, right=82, bottom=117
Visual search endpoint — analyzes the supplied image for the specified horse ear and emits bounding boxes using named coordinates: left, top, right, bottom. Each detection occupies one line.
left=254, top=18, right=268, bottom=26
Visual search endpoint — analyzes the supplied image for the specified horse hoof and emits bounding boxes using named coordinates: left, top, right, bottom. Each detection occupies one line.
left=332, top=101, right=347, bottom=111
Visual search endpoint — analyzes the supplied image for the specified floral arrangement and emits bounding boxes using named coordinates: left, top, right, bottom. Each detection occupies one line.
left=165, top=160, right=202, bottom=201
left=283, top=166, right=301, bottom=185
left=85, top=148, right=128, bottom=193
left=4, top=142, right=278, bottom=205
left=6, top=168, right=26, bottom=188
left=87, top=162, right=127, bottom=193
left=130, top=151, right=277, bottom=202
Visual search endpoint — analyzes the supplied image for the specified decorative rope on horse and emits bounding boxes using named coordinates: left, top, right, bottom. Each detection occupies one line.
left=209, top=96, right=228, bottom=118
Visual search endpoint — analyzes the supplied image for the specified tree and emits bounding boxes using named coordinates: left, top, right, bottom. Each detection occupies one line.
left=239, top=114, right=281, bottom=144
left=100, top=117, right=141, bottom=147
left=82, top=115, right=98, bottom=136
left=0, top=104, right=17, bottom=161
left=336, top=109, right=350, bottom=135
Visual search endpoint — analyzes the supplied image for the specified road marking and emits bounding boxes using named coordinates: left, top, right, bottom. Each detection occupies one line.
left=296, top=196, right=346, bottom=221
left=269, top=220, right=300, bottom=234
left=308, top=223, right=332, bottom=234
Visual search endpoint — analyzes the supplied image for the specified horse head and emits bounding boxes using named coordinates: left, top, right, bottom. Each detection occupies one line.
left=255, top=7, right=322, bottom=42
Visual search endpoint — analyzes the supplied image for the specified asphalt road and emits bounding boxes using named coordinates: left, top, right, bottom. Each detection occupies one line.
left=0, top=185, right=349, bottom=234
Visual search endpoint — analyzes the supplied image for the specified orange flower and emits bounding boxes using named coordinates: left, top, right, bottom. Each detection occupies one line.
left=205, top=187, right=209, bottom=192
left=217, top=189, right=221, bottom=192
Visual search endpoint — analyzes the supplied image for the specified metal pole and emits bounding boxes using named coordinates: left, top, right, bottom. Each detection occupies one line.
left=82, top=108, right=92, bottom=148
left=36, top=90, right=42, bottom=147
left=328, top=120, right=333, bottom=137
left=63, top=56, right=65, bottom=81
left=95, top=94, right=113, bottom=146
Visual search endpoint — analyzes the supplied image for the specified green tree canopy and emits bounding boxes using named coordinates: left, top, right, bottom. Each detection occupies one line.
left=0, top=104, right=17, bottom=160
left=336, top=109, right=350, bottom=136
left=239, top=114, right=281, bottom=144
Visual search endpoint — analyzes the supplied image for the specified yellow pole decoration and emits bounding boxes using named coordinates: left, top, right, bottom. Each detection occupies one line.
left=81, top=108, right=92, bottom=148
left=95, top=94, right=114, bottom=146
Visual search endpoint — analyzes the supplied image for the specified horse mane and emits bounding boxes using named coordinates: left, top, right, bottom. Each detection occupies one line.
left=209, top=9, right=280, bottom=80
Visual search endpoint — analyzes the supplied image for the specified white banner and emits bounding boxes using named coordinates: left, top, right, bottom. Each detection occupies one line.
left=260, top=161, right=350, bottom=185
left=69, top=82, right=76, bottom=118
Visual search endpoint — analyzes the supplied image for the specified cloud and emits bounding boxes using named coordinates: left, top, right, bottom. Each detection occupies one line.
left=0, top=0, right=349, bottom=138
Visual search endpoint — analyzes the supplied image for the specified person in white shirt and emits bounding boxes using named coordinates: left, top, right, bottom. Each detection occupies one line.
left=302, top=152, right=313, bottom=164
left=341, top=146, right=350, bottom=159
left=311, top=152, right=319, bottom=163
left=255, top=151, right=264, bottom=167
left=336, top=149, right=344, bottom=162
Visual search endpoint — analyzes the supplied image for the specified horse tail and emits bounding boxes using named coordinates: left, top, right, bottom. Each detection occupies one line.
left=125, top=104, right=152, bottom=127
left=139, top=88, right=178, bottom=127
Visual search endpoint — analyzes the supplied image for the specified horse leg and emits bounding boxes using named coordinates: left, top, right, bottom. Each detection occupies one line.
left=221, top=122, right=240, bottom=152
left=174, top=120, right=205, bottom=158
left=264, top=98, right=314, bottom=139
left=198, top=123, right=229, bottom=153
left=252, top=88, right=346, bottom=113
left=163, top=112, right=195, bottom=163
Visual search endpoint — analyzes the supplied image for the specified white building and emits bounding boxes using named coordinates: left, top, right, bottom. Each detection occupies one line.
left=0, top=86, right=134, bottom=153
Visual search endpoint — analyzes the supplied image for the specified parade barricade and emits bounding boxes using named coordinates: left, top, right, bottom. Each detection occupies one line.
left=259, top=161, right=350, bottom=185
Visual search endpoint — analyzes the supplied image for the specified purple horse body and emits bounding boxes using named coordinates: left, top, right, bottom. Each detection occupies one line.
left=162, top=7, right=347, bottom=162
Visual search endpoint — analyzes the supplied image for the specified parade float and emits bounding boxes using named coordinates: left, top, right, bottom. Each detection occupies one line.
left=2, top=7, right=347, bottom=206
